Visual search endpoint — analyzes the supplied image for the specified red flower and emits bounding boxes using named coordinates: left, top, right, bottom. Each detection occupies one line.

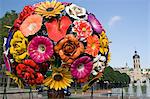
left=45, top=16, right=72, bottom=42
left=16, top=59, right=44, bottom=85
left=14, top=5, right=35, bottom=29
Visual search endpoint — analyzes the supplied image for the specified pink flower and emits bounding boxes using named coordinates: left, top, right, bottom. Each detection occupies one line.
left=71, top=56, right=93, bottom=80
left=72, top=20, right=92, bottom=41
left=88, top=13, right=104, bottom=34
left=28, top=36, right=54, bottom=63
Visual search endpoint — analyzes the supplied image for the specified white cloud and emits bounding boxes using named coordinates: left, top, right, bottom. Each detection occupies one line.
left=108, top=16, right=122, bottom=27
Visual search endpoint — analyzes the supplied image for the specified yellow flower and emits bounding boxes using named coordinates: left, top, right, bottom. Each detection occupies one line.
left=99, top=31, right=109, bottom=54
left=35, top=0, right=65, bottom=18
left=43, top=67, right=73, bottom=91
left=10, top=30, right=28, bottom=62
left=107, top=52, right=111, bottom=63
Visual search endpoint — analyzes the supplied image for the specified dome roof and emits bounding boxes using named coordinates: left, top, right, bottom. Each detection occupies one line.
left=133, top=51, right=140, bottom=58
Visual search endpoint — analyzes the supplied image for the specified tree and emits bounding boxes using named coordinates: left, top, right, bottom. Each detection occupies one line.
left=0, top=10, right=18, bottom=64
left=102, top=66, right=131, bottom=88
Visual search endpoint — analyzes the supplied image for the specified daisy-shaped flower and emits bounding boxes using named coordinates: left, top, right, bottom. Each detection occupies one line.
left=20, top=15, right=42, bottom=37
left=35, top=0, right=65, bottom=18
left=65, top=4, right=87, bottom=20
left=28, top=36, right=54, bottom=63
left=71, top=56, right=93, bottom=81
left=85, top=35, right=100, bottom=57
left=43, top=67, right=73, bottom=91
left=99, top=31, right=109, bottom=55
left=72, top=20, right=92, bottom=41
left=10, top=31, right=28, bottom=62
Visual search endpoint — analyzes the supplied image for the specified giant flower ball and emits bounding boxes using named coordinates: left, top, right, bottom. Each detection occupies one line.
left=3, top=0, right=111, bottom=91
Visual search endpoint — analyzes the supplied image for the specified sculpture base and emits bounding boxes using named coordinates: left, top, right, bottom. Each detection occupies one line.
left=48, top=89, right=64, bottom=99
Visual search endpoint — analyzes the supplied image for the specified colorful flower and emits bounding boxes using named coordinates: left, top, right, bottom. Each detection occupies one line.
left=71, top=56, right=93, bottom=80
left=14, top=5, right=35, bottom=29
left=45, top=16, right=72, bottom=42
left=28, top=36, right=54, bottom=63
left=92, top=55, right=106, bottom=76
left=72, top=20, right=92, bottom=41
left=99, top=31, right=109, bottom=55
left=54, top=34, right=84, bottom=64
left=88, top=13, right=104, bottom=34
left=65, top=4, right=87, bottom=20
left=10, top=31, right=28, bottom=62
left=35, top=0, right=65, bottom=18
left=85, top=35, right=100, bottom=57
left=43, top=67, right=73, bottom=91
left=16, top=59, right=44, bottom=85
left=20, top=15, right=42, bottom=37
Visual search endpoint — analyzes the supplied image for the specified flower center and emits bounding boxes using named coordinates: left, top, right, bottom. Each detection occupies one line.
left=77, top=63, right=84, bottom=71
left=92, top=43, right=96, bottom=49
left=82, top=27, right=86, bottom=32
left=38, top=44, right=46, bottom=53
left=28, top=23, right=37, bottom=31
left=53, top=73, right=63, bottom=81
left=73, top=7, right=82, bottom=15
left=46, top=7, right=54, bottom=12
left=63, top=42, right=75, bottom=54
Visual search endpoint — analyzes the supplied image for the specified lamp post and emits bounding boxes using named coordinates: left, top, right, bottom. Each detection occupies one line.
left=121, top=82, right=124, bottom=99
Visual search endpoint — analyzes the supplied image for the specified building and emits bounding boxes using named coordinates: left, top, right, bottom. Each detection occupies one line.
left=114, top=51, right=150, bottom=82
left=132, top=51, right=142, bottom=81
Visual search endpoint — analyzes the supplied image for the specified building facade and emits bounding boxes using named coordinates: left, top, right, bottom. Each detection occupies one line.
left=114, top=51, right=149, bottom=82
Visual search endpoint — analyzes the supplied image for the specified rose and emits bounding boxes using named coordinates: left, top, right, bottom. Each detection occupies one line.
left=54, top=34, right=84, bottom=64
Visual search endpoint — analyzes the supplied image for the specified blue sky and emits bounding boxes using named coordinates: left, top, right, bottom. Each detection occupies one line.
left=0, top=0, right=149, bottom=68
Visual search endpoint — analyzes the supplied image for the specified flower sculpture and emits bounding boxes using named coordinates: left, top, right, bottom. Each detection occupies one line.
left=16, top=59, right=44, bottom=85
left=65, top=4, right=87, bottom=20
left=54, top=34, right=84, bottom=63
left=28, top=36, right=54, bottom=63
left=10, top=30, right=28, bottom=62
left=71, top=56, right=93, bottom=82
left=3, top=0, right=110, bottom=94
left=85, top=35, right=100, bottom=57
left=44, top=67, right=73, bottom=90
left=72, top=20, right=92, bottom=41
left=20, top=15, right=42, bottom=37
left=35, top=0, right=65, bottom=18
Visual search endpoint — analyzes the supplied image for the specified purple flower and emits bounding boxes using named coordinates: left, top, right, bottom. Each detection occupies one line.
left=3, top=52, right=11, bottom=71
left=5, top=30, right=13, bottom=50
left=28, top=36, right=54, bottom=63
left=88, top=13, right=104, bottom=34
left=71, top=56, right=93, bottom=79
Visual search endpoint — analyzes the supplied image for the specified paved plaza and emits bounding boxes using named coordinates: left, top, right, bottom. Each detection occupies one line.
left=0, top=87, right=150, bottom=99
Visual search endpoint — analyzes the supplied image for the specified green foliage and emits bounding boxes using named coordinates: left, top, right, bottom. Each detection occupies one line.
left=102, top=66, right=131, bottom=87
left=0, top=10, right=18, bottom=64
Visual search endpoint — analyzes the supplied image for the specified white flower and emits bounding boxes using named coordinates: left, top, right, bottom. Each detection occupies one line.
left=92, top=55, right=106, bottom=76
left=65, top=4, right=87, bottom=20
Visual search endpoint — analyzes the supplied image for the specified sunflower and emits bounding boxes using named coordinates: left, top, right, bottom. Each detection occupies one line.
left=35, top=0, right=65, bottom=18
left=43, top=67, right=73, bottom=91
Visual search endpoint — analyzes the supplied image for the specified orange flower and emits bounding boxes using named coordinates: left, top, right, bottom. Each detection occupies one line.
left=54, top=34, right=84, bottom=64
left=85, top=35, right=100, bottom=57
left=20, top=15, right=42, bottom=37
